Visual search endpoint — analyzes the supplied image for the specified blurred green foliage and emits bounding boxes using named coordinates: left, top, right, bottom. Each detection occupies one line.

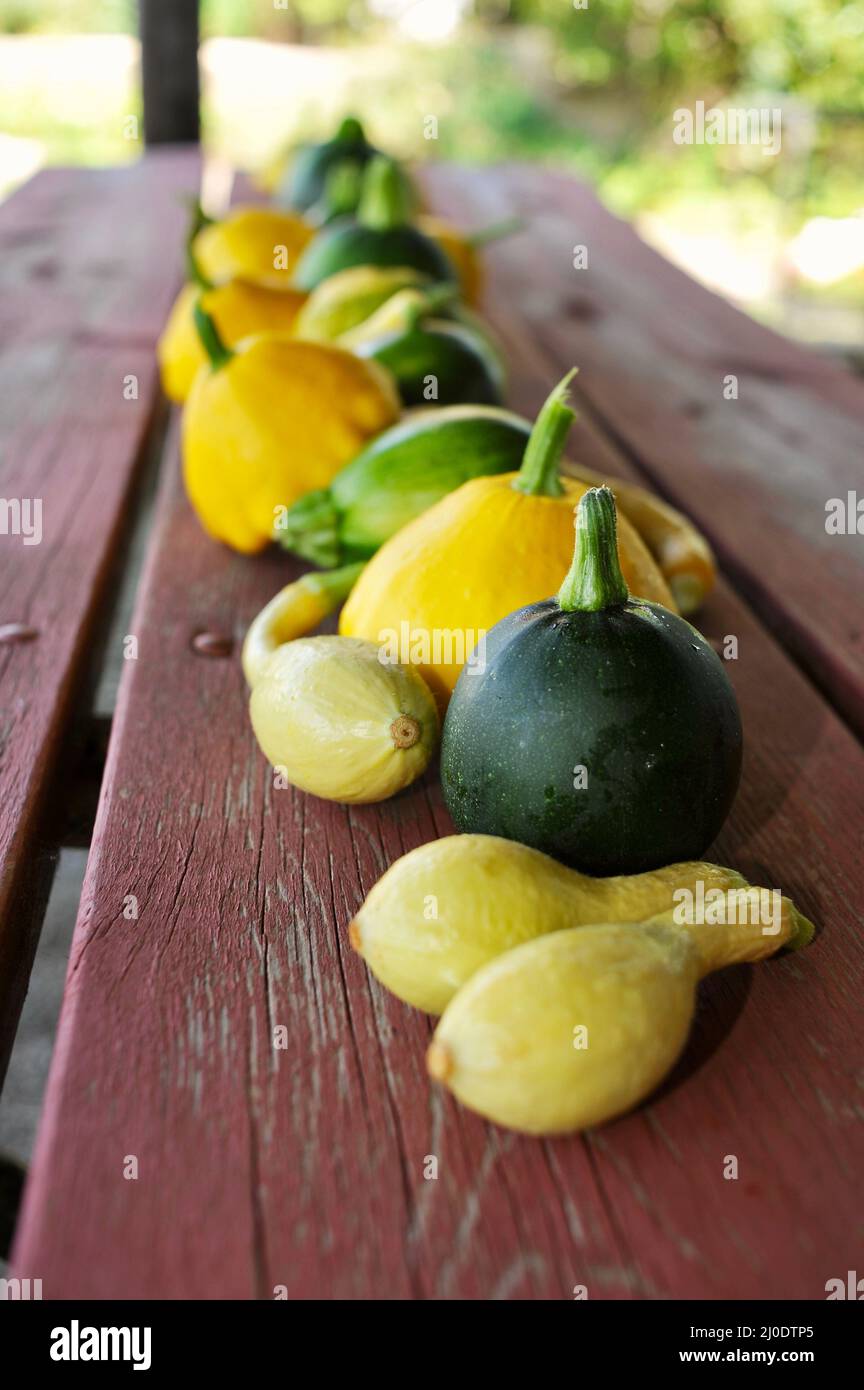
left=0, top=0, right=360, bottom=36
left=0, top=0, right=861, bottom=316
left=0, top=0, right=133, bottom=30
left=509, top=0, right=864, bottom=113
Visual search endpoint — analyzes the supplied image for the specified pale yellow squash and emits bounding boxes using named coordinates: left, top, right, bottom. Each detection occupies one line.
left=428, top=922, right=700, bottom=1135
left=428, top=906, right=809, bottom=1134
left=350, top=835, right=742, bottom=1014
left=249, top=636, right=439, bottom=803
left=294, top=265, right=428, bottom=342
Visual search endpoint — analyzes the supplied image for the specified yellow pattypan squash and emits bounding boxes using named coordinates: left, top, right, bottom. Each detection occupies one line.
left=182, top=303, right=400, bottom=553
left=340, top=371, right=675, bottom=707
left=193, top=205, right=314, bottom=288
left=158, top=279, right=306, bottom=404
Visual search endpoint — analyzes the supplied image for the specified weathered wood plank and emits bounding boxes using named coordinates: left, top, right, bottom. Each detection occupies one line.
left=0, top=152, right=199, bottom=1085
left=424, top=164, right=864, bottom=740
left=13, top=364, right=864, bottom=1295
left=12, top=235, right=864, bottom=1296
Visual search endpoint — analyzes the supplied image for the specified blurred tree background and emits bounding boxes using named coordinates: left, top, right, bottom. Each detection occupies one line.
left=0, top=0, right=861, bottom=341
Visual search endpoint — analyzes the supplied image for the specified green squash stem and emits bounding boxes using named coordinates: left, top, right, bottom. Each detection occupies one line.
left=302, top=560, right=365, bottom=606
left=404, top=282, right=460, bottom=330
left=186, top=199, right=214, bottom=236
left=335, top=114, right=365, bottom=144
left=558, top=486, right=630, bottom=612
left=274, top=488, right=341, bottom=567
left=318, top=160, right=363, bottom=221
left=513, top=367, right=578, bottom=497
left=185, top=201, right=215, bottom=290
left=186, top=241, right=212, bottom=291
left=358, top=155, right=411, bottom=231
left=193, top=300, right=234, bottom=371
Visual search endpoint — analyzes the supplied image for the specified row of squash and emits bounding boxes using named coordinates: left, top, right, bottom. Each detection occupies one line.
left=157, top=117, right=813, bottom=1136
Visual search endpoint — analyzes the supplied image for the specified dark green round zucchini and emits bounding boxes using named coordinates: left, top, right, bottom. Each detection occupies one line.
left=277, top=115, right=377, bottom=213
left=294, top=222, right=453, bottom=291
left=274, top=405, right=532, bottom=567
left=354, top=318, right=504, bottom=407
left=292, top=156, right=454, bottom=290
left=441, top=487, right=742, bottom=875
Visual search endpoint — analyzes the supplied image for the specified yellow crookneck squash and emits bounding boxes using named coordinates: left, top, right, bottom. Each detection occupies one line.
left=181, top=303, right=400, bottom=553
left=340, top=370, right=676, bottom=708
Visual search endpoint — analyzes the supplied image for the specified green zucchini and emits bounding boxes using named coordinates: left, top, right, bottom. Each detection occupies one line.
left=276, top=115, right=378, bottom=213
left=292, top=156, right=454, bottom=291
left=274, top=405, right=532, bottom=568
left=441, top=487, right=742, bottom=875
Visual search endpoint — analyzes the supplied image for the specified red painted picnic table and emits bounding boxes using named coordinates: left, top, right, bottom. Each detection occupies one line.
left=2, top=150, right=863, bottom=1300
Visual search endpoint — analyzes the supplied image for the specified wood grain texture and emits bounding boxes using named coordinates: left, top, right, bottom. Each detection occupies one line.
left=424, top=165, right=864, bottom=739
left=0, top=152, right=199, bottom=1084
left=11, top=165, right=864, bottom=1300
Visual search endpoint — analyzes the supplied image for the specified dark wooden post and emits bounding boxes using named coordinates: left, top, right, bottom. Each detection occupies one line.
left=139, top=0, right=200, bottom=145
